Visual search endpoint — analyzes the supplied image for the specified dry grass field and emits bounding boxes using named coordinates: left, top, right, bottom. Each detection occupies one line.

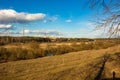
left=0, top=45, right=120, bottom=80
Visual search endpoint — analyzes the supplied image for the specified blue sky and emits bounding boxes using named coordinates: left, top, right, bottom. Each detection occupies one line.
left=0, top=0, right=103, bottom=38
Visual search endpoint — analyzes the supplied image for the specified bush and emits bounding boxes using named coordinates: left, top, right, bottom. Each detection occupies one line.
left=28, top=42, right=40, bottom=49
left=0, top=47, right=10, bottom=62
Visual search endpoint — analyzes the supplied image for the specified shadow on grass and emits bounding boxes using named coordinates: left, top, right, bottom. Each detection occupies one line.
left=102, top=78, right=120, bottom=80
left=102, top=71, right=120, bottom=80
left=94, top=54, right=109, bottom=80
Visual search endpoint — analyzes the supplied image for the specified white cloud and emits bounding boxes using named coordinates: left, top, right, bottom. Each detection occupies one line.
left=0, top=9, right=46, bottom=24
left=24, top=30, right=30, bottom=33
left=0, top=24, right=13, bottom=29
left=23, top=29, right=62, bottom=36
left=48, top=16, right=58, bottom=22
left=65, top=19, right=72, bottom=23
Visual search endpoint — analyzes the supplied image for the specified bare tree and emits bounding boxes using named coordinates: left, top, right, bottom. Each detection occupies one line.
left=88, top=0, right=120, bottom=37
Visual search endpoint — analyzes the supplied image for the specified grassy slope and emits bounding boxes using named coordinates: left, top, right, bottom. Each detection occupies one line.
left=0, top=45, right=120, bottom=80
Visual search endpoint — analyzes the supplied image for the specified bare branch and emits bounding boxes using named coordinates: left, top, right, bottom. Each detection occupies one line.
left=89, top=0, right=120, bottom=38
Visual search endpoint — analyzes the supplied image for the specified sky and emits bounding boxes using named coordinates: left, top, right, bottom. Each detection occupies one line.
left=0, top=0, right=104, bottom=38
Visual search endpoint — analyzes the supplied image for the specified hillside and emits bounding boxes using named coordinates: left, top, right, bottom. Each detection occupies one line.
left=0, top=45, right=120, bottom=80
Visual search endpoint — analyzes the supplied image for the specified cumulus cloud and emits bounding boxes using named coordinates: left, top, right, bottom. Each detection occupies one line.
left=65, top=19, right=72, bottom=23
left=0, top=9, right=46, bottom=24
left=43, top=30, right=61, bottom=35
left=0, top=24, right=13, bottom=29
left=23, top=29, right=62, bottom=36
left=24, top=30, right=30, bottom=33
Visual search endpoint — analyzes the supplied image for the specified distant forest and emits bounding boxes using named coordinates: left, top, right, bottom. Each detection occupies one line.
left=0, top=36, right=119, bottom=45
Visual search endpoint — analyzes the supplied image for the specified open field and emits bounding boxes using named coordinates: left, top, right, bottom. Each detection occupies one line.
left=0, top=0, right=120, bottom=80
left=0, top=45, right=120, bottom=80
left=0, top=38, right=120, bottom=63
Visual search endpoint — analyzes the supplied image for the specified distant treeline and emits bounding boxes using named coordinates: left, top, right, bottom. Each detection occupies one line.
left=0, top=36, right=120, bottom=45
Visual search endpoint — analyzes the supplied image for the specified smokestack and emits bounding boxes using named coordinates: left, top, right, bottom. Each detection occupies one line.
left=22, top=26, right=24, bottom=37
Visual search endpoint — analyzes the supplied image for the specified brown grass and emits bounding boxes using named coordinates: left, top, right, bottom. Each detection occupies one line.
left=0, top=45, right=120, bottom=80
